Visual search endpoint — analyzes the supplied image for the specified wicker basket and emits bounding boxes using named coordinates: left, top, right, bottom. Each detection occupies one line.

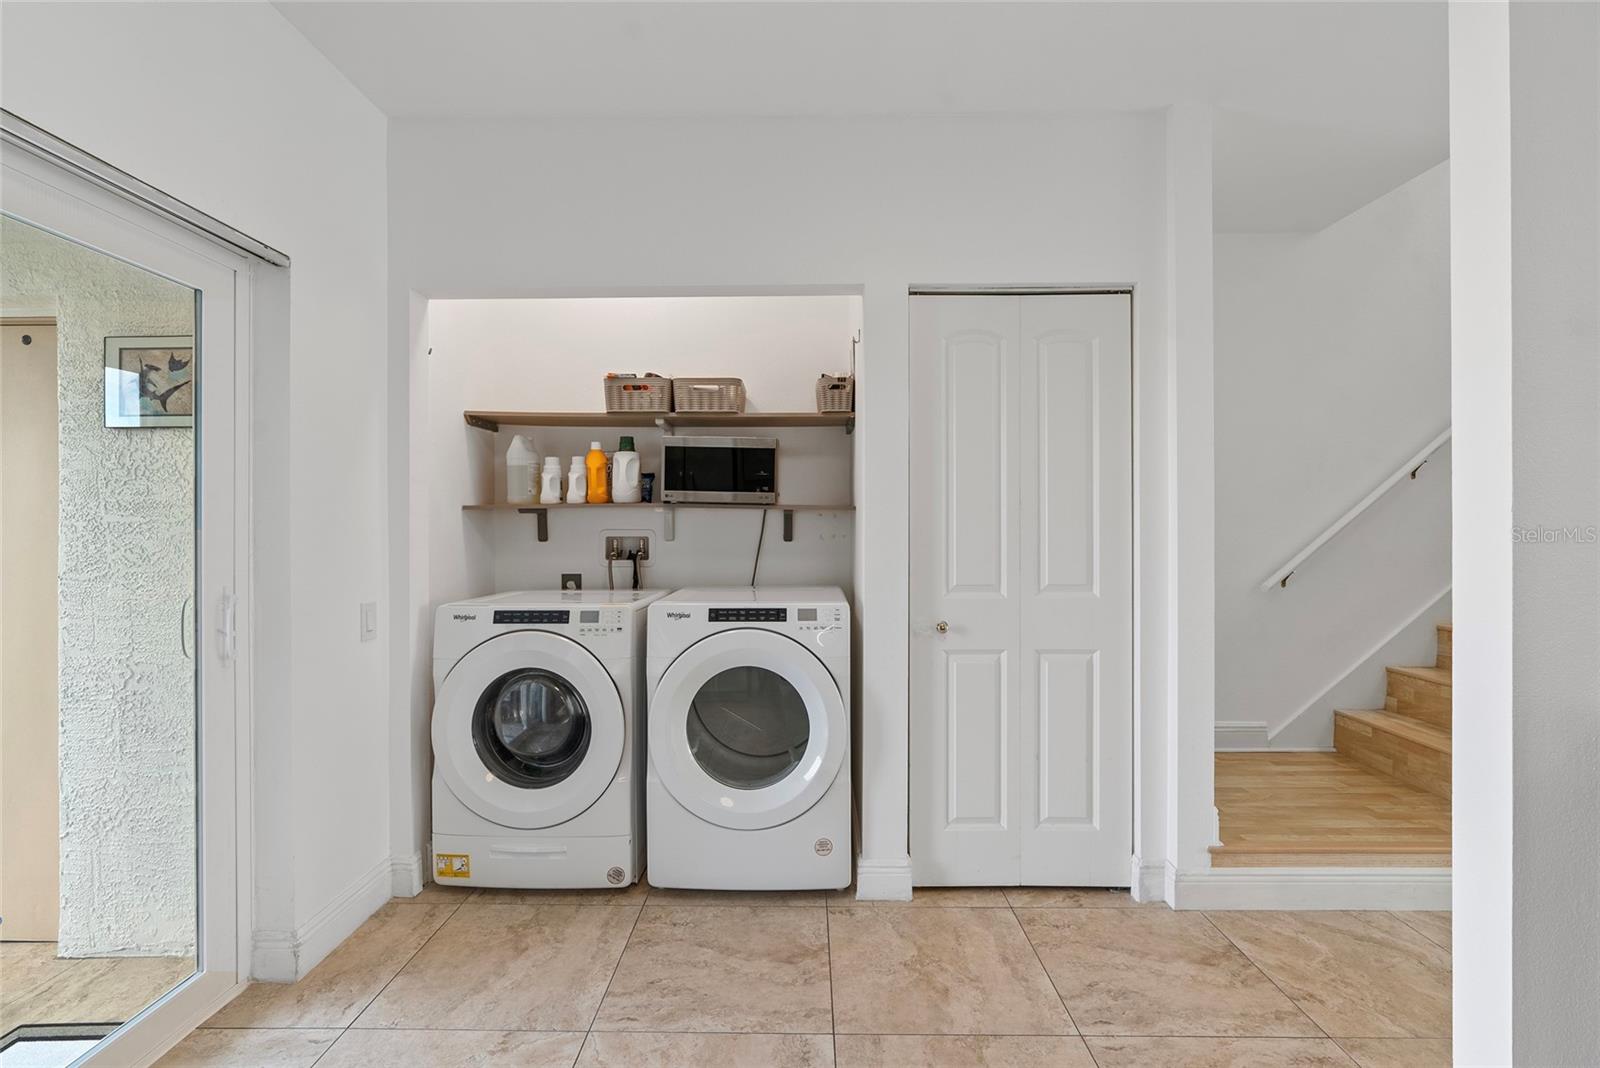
left=604, top=375, right=672, bottom=413
left=672, top=377, right=746, bottom=413
left=815, top=374, right=854, bottom=413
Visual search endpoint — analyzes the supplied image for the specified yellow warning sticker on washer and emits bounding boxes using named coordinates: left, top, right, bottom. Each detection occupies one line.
left=435, top=853, right=471, bottom=879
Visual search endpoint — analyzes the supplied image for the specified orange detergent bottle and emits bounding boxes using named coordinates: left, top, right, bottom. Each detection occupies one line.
left=584, top=441, right=610, bottom=503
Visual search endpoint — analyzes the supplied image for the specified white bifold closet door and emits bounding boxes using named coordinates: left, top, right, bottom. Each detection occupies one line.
left=909, top=293, right=1132, bottom=887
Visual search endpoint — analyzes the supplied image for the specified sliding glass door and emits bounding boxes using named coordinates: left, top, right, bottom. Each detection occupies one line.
left=1, top=141, right=246, bottom=1067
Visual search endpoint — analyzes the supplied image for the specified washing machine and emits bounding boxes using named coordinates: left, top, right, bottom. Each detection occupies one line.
left=646, top=587, right=851, bottom=890
left=431, top=589, right=667, bottom=888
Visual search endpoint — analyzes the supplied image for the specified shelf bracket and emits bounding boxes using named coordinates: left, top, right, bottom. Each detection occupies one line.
left=845, top=416, right=855, bottom=435
left=464, top=413, right=500, bottom=432
left=517, top=507, right=549, bottom=542
left=662, top=505, right=675, bottom=542
left=782, top=509, right=794, bottom=542
left=654, top=416, right=672, bottom=433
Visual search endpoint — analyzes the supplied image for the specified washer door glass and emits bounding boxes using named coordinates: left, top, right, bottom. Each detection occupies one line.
left=473, top=669, right=591, bottom=788
left=686, top=665, right=810, bottom=789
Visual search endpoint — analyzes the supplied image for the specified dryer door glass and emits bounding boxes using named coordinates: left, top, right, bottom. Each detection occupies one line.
left=686, top=666, right=810, bottom=790
left=473, top=669, right=592, bottom=788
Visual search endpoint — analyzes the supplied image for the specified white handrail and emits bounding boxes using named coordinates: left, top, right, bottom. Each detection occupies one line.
left=1261, top=427, right=1452, bottom=591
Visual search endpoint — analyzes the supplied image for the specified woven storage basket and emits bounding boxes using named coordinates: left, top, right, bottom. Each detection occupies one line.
left=672, top=377, right=746, bottom=413
left=604, top=375, right=672, bottom=413
left=815, top=374, right=854, bottom=413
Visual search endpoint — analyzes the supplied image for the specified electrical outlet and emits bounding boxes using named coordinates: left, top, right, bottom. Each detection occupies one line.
left=561, top=573, right=582, bottom=591
left=604, top=534, right=651, bottom=562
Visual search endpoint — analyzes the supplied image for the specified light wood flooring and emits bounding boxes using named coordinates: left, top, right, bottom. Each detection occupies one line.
left=1212, top=752, right=1451, bottom=867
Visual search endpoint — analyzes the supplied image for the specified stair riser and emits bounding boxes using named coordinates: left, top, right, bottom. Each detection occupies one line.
left=1335, top=717, right=1451, bottom=800
left=1436, top=625, right=1452, bottom=670
left=1387, top=670, right=1452, bottom=729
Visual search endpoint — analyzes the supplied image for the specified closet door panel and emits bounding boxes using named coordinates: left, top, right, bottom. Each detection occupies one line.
left=1019, top=294, right=1133, bottom=886
left=909, top=295, right=1022, bottom=885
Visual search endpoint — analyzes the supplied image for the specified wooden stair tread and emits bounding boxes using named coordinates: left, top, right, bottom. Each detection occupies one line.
left=1334, top=709, right=1452, bottom=754
left=1387, top=663, right=1451, bottom=686
left=1213, top=753, right=1451, bottom=868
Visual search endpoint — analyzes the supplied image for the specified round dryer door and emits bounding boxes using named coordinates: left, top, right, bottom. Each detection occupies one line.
left=650, top=628, right=846, bottom=831
left=434, top=629, right=624, bottom=829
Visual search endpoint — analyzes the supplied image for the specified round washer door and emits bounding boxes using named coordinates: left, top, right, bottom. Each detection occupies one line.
left=651, top=628, right=846, bottom=831
left=434, top=629, right=623, bottom=830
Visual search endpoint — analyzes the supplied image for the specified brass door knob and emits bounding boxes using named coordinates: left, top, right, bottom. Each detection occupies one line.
left=935, top=621, right=950, bottom=634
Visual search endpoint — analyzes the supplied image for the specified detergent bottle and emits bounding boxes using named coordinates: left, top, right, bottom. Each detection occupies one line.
left=611, top=436, right=642, bottom=503
left=539, top=456, right=564, bottom=504
left=567, top=456, right=587, bottom=503
left=506, top=434, right=537, bottom=504
left=585, top=441, right=611, bottom=504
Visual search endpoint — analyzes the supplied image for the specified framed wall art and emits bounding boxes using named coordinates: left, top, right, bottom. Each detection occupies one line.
left=104, top=335, right=194, bottom=428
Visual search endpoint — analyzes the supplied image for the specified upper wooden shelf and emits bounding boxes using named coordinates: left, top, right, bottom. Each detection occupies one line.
left=464, top=410, right=854, bottom=432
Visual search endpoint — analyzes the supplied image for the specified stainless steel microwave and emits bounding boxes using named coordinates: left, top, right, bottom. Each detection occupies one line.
left=661, top=436, right=777, bottom=504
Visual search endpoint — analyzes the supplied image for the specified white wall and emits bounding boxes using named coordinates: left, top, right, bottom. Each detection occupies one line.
left=426, top=296, right=858, bottom=598
left=389, top=113, right=1207, bottom=900
left=1507, top=2, right=1599, bottom=1062
left=1450, top=3, right=1600, bottom=1061
left=1, top=2, right=391, bottom=978
left=1, top=219, right=197, bottom=956
left=1214, top=163, right=1451, bottom=747
left=1448, top=6, right=1513, bottom=1060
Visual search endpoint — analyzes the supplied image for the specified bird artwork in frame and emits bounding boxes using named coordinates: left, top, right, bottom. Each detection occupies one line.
left=104, top=335, right=194, bottom=428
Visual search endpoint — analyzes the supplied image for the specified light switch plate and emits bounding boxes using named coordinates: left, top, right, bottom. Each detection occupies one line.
left=359, top=601, right=378, bottom=642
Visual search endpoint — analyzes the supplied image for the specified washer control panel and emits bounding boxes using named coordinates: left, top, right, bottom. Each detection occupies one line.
left=492, top=610, right=569, bottom=625
left=577, top=608, right=625, bottom=637
left=490, top=607, right=625, bottom=637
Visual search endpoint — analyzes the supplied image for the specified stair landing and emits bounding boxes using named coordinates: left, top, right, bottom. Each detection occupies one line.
left=1211, top=751, right=1451, bottom=868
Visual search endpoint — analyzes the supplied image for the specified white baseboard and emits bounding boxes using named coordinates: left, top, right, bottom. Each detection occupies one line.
left=1128, top=856, right=1167, bottom=904
left=1173, top=867, right=1452, bottom=910
left=251, top=855, right=392, bottom=982
left=854, top=855, right=913, bottom=901
left=1214, top=720, right=1270, bottom=750
left=390, top=851, right=424, bottom=897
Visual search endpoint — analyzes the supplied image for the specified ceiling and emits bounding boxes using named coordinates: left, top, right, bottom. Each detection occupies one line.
left=275, top=1, right=1448, bottom=232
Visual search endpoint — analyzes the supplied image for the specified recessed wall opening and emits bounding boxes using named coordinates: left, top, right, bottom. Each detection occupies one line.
left=419, top=293, right=862, bottom=608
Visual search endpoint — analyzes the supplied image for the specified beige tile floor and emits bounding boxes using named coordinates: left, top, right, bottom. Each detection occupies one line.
left=0, top=942, right=195, bottom=1036
left=155, top=885, right=1452, bottom=1067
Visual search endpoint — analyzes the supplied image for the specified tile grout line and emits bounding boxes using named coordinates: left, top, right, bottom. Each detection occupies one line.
left=304, top=896, right=469, bottom=1067
left=1008, top=901, right=1083, bottom=1041
left=825, top=897, right=838, bottom=1064
left=579, top=892, right=648, bottom=1040
left=1197, top=911, right=1335, bottom=1046
left=1387, top=909, right=1452, bottom=953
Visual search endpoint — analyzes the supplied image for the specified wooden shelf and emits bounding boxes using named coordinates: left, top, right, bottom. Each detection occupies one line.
left=462, top=502, right=851, bottom=512
left=464, top=410, right=854, bottom=432
left=461, top=500, right=853, bottom=542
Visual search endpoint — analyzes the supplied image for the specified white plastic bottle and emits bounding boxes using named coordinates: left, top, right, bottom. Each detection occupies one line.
left=506, top=434, right=537, bottom=504
left=566, top=456, right=587, bottom=503
left=539, top=456, right=564, bottom=503
left=612, top=435, right=642, bottom=503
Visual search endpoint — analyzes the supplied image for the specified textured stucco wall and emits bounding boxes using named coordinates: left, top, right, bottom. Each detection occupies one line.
left=1, top=216, right=196, bottom=956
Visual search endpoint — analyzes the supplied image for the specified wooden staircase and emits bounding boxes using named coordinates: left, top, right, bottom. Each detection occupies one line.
left=1333, top=623, right=1451, bottom=799
left=1211, top=623, right=1452, bottom=868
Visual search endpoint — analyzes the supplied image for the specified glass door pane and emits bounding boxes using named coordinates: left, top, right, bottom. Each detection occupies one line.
left=1, top=214, right=197, bottom=1066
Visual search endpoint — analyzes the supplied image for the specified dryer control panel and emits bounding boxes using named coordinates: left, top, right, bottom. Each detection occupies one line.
left=709, top=607, right=787, bottom=623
